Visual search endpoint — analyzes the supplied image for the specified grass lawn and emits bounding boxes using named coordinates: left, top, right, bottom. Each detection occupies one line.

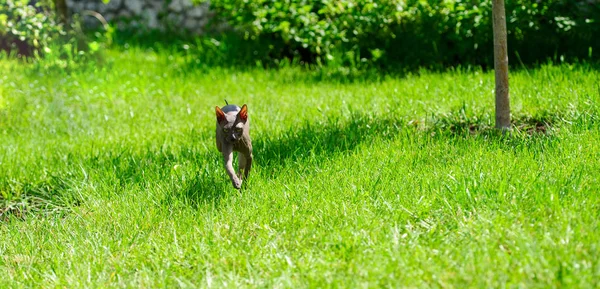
left=1, top=48, right=599, bottom=288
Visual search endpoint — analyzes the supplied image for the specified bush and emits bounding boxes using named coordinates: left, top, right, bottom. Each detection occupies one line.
left=0, top=0, right=113, bottom=70
left=203, top=0, right=401, bottom=67
left=0, top=0, right=64, bottom=58
left=202, top=0, right=600, bottom=69
left=386, top=0, right=600, bottom=69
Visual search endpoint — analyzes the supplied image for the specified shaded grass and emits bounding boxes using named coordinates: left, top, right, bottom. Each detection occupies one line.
left=254, top=113, right=405, bottom=169
left=0, top=176, right=81, bottom=220
left=0, top=49, right=599, bottom=288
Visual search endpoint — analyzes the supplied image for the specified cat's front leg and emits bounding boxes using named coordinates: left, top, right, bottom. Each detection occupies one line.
left=222, top=146, right=242, bottom=189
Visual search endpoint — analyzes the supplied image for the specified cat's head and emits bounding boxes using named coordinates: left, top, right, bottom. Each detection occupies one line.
left=215, top=104, right=248, bottom=144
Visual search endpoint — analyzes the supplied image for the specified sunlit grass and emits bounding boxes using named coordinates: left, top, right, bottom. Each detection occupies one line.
left=0, top=48, right=599, bottom=288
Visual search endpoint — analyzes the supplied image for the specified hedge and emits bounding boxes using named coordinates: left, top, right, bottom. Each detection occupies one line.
left=202, top=0, right=600, bottom=68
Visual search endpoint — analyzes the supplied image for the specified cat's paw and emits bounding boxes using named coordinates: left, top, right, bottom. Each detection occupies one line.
left=232, top=178, right=242, bottom=189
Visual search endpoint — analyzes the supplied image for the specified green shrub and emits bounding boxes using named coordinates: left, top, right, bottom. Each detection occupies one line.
left=0, top=0, right=113, bottom=70
left=385, top=0, right=600, bottom=69
left=201, top=0, right=599, bottom=69
left=202, top=0, right=402, bottom=67
left=0, top=0, right=64, bottom=58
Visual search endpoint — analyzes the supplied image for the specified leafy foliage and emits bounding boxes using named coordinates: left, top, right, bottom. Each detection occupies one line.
left=201, top=0, right=600, bottom=69
left=0, top=0, right=64, bottom=57
left=0, top=0, right=113, bottom=70
left=389, top=0, right=600, bottom=68
left=202, top=0, right=402, bottom=66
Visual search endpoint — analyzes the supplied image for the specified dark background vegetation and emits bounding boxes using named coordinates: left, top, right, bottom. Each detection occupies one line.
left=202, top=0, right=600, bottom=70
left=1, top=0, right=599, bottom=71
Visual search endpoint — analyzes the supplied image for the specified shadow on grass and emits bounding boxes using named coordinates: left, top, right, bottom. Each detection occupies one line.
left=108, top=29, right=600, bottom=85
left=253, top=107, right=576, bottom=175
left=424, top=105, right=565, bottom=137
left=253, top=113, right=407, bottom=171
left=86, top=146, right=231, bottom=209
left=0, top=176, right=82, bottom=221
left=2, top=107, right=584, bottom=217
left=176, top=166, right=229, bottom=209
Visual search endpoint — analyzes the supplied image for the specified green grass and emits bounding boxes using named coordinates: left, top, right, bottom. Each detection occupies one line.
left=1, top=48, right=599, bottom=288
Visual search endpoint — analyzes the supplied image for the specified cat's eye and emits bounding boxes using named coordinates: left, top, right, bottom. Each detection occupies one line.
left=223, top=128, right=230, bottom=133
left=235, top=128, right=242, bottom=133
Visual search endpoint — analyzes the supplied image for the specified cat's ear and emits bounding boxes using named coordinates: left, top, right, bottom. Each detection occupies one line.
left=215, top=106, right=226, bottom=122
left=238, top=104, right=248, bottom=122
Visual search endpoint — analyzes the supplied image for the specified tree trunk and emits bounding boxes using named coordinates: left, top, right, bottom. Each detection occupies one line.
left=54, top=0, right=69, bottom=24
left=492, top=0, right=510, bottom=130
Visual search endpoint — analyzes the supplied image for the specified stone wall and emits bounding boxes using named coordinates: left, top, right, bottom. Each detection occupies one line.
left=66, top=0, right=213, bottom=34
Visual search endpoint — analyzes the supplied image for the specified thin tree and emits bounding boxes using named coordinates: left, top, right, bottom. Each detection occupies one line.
left=492, top=0, right=510, bottom=130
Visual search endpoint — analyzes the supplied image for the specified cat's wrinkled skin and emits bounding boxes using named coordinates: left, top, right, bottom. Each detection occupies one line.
left=215, top=104, right=253, bottom=189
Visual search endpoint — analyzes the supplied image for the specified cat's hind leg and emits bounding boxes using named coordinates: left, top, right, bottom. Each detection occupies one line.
left=238, top=152, right=246, bottom=179
left=243, top=153, right=252, bottom=180
left=238, top=152, right=252, bottom=180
